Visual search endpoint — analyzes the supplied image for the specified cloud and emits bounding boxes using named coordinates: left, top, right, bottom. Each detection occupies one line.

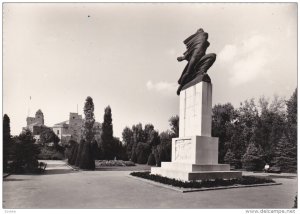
left=146, top=80, right=177, bottom=96
left=218, top=34, right=273, bottom=86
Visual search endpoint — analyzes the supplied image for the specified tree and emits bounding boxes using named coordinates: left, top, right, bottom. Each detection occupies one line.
left=227, top=99, right=259, bottom=167
left=153, top=131, right=172, bottom=166
left=135, top=142, right=151, bottom=164
left=255, top=109, right=285, bottom=162
left=144, top=123, right=154, bottom=143
left=78, top=140, right=95, bottom=170
left=132, top=123, right=144, bottom=144
left=159, top=131, right=172, bottom=162
left=11, top=129, right=40, bottom=173
left=130, top=149, right=137, bottom=163
left=39, top=127, right=60, bottom=146
left=130, top=123, right=144, bottom=161
left=147, top=129, right=160, bottom=147
left=69, top=143, right=79, bottom=165
left=3, top=114, right=11, bottom=172
left=169, top=115, right=179, bottom=138
left=147, top=153, right=156, bottom=166
left=242, top=141, right=265, bottom=171
left=101, top=106, right=114, bottom=160
left=286, top=89, right=297, bottom=149
left=122, top=127, right=133, bottom=159
left=224, top=149, right=239, bottom=168
left=75, top=96, right=96, bottom=170
left=212, top=103, right=237, bottom=163
left=112, top=137, right=127, bottom=160
left=272, top=133, right=297, bottom=172
left=67, top=140, right=77, bottom=163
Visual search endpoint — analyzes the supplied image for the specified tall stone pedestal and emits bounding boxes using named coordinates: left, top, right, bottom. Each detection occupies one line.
left=151, top=82, right=242, bottom=181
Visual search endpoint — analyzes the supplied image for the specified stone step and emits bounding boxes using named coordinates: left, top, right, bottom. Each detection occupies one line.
left=151, top=167, right=242, bottom=181
left=161, top=162, right=230, bottom=172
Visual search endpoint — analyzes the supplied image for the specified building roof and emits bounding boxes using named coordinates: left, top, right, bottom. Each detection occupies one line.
left=53, top=120, right=69, bottom=128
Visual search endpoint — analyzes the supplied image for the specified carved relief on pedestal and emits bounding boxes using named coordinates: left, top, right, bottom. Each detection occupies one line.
left=174, top=138, right=192, bottom=161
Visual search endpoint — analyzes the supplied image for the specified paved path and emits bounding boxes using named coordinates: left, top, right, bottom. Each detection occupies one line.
left=3, top=160, right=297, bottom=209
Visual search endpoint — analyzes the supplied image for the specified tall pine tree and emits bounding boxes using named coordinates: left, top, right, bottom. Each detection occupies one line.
left=286, top=89, right=297, bottom=150
left=75, top=96, right=95, bottom=170
left=273, top=133, right=297, bottom=172
left=242, top=140, right=265, bottom=171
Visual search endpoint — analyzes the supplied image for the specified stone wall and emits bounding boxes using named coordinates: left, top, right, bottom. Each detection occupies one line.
left=69, top=113, right=83, bottom=143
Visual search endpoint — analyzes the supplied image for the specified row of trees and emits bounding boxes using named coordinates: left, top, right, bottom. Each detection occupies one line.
left=3, top=89, right=297, bottom=172
left=67, top=96, right=127, bottom=170
left=67, top=95, right=178, bottom=169
left=213, top=89, right=297, bottom=172
left=121, top=115, right=179, bottom=166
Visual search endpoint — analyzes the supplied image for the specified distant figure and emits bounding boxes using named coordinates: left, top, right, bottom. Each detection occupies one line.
left=177, top=28, right=216, bottom=95
left=264, top=164, right=270, bottom=172
left=114, top=156, right=117, bottom=161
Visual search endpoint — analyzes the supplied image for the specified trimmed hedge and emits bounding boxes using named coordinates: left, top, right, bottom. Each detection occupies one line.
left=97, top=160, right=135, bottom=167
left=130, top=171, right=275, bottom=189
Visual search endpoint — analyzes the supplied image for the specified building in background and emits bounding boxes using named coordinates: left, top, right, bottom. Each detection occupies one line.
left=52, top=112, right=101, bottom=145
left=24, top=109, right=45, bottom=140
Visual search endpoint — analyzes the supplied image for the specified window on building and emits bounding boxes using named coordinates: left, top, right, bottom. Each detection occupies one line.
left=57, top=130, right=59, bottom=135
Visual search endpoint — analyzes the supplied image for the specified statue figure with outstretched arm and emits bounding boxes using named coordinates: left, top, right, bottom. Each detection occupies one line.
left=176, top=28, right=216, bottom=95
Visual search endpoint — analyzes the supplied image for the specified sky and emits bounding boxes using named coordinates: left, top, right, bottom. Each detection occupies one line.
left=3, top=3, right=297, bottom=138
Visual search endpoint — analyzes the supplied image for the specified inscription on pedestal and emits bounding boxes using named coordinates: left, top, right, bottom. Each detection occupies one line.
left=175, top=138, right=192, bottom=161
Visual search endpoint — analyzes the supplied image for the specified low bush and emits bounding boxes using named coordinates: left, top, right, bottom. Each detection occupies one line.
left=130, top=171, right=275, bottom=189
left=96, top=160, right=135, bottom=167
left=38, top=145, right=64, bottom=160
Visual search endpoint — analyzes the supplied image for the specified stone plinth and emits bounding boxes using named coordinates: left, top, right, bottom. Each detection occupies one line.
left=150, top=81, right=242, bottom=181
left=171, top=136, right=218, bottom=165
left=151, top=135, right=241, bottom=181
left=179, top=82, right=212, bottom=137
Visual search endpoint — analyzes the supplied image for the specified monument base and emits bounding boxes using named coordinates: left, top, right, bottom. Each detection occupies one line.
left=150, top=135, right=242, bottom=181
left=151, top=163, right=242, bottom=181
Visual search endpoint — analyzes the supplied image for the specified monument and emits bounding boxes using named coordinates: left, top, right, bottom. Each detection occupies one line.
left=151, top=28, right=242, bottom=181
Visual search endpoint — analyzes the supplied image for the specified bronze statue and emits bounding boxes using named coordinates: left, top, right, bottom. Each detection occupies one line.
left=176, top=28, right=216, bottom=95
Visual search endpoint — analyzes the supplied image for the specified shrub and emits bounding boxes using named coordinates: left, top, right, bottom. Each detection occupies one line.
left=11, top=129, right=40, bottom=173
left=38, top=145, right=64, bottom=160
